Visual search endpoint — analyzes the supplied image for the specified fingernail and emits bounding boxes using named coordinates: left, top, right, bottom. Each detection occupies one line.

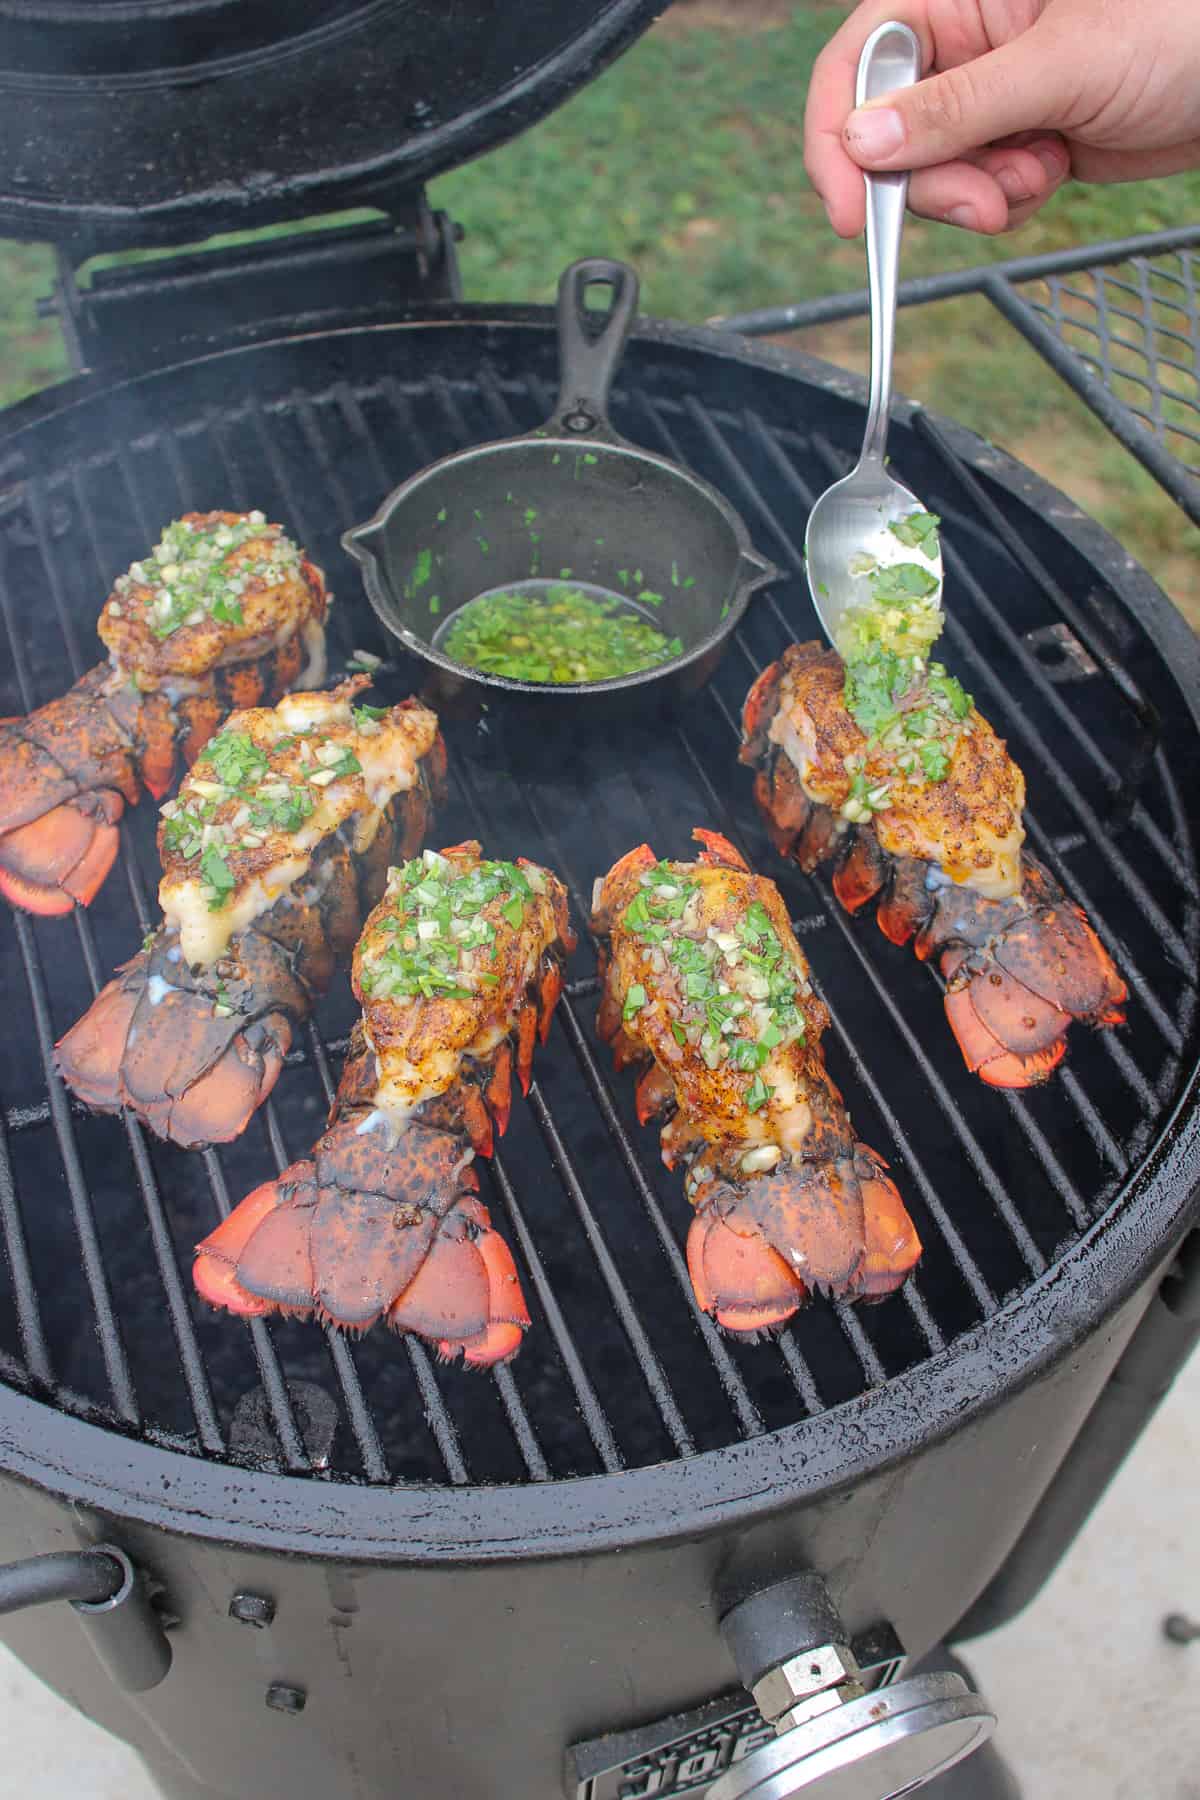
left=1035, top=142, right=1068, bottom=181
left=844, top=105, right=906, bottom=161
left=947, top=205, right=979, bottom=229
left=995, top=165, right=1034, bottom=204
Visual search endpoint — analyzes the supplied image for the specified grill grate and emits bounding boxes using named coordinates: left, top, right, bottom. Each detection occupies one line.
left=0, top=322, right=1196, bottom=1489
left=1024, top=251, right=1200, bottom=477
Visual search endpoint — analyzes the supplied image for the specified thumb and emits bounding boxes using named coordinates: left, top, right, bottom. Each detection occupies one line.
left=843, top=32, right=1065, bottom=171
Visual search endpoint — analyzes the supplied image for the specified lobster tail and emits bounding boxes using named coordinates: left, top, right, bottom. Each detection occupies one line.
left=55, top=929, right=303, bottom=1149
left=685, top=1140, right=920, bottom=1333
left=0, top=669, right=146, bottom=915
left=741, top=645, right=1128, bottom=1090
left=194, top=1044, right=533, bottom=1366
left=195, top=844, right=573, bottom=1362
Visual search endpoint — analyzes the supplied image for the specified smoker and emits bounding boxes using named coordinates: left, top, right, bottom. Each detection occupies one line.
left=0, top=6, right=1197, bottom=1798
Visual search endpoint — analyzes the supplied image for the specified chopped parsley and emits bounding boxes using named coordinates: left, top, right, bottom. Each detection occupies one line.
left=160, top=711, right=371, bottom=902
left=358, top=854, right=537, bottom=1003
left=110, top=512, right=303, bottom=641
left=889, top=509, right=940, bottom=555
left=206, top=730, right=270, bottom=791
left=831, top=510, right=976, bottom=810
left=619, top=864, right=806, bottom=1089
left=199, top=844, right=235, bottom=911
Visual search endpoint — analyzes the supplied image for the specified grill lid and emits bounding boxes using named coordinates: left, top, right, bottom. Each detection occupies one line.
left=0, top=0, right=669, bottom=252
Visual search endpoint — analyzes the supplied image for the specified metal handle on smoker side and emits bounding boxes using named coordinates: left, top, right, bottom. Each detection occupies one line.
left=856, top=21, right=921, bottom=475
left=547, top=257, right=640, bottom=440
left=707, top=1573, right=995, bottom=1799
left=0, top=1544, right=172, bottom=1692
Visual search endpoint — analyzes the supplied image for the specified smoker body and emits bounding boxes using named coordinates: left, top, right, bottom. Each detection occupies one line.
left=0, top=1261, right=1169, bottom=1800
left=0, top=310, right=1196, bottom=1800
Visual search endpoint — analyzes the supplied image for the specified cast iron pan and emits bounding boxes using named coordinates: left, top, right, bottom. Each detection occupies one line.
left=342, top=258, right=780, bottom=717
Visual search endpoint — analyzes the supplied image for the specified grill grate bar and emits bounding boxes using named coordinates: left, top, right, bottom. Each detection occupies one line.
left=526, top=1078, right=699, bottom=1458
left=0, top=1111, right=53, bottom=1389
left=405, top=1337, right=470, bottom=1484
left=676, top=694, right=997, bottom=1321
left=441, top=727, right=773, bottom=1439
left=296, top=1018, right=390, bottom=1483
left=199, top=1149, right=311, bottom=1473
left=65, top=877, right=225, bottom=1456
left=831, top=1302, right=886, bottom=1385
left=555, top=1000, right=769, bottom=1437
left=12, top=912, right=140, bottom=1424
left=774, top=1330, right=823, bottom=1413
left=260, top=1092, right=391, bottom=1483
left=491, top=1362, right=551, bottom=1483
left=489, top=1151, right=624, bottom=1475
left=1056, top=1069, right=1129, bottom=1178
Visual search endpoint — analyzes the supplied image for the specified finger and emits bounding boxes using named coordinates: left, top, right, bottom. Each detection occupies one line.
left=974, top=136, right=1070, bottom=209
left=907, top=163, right=1012, bottom=235
left=842, top=29, right=1067, bottom=173
left=804, top=4, right=934, bottom=237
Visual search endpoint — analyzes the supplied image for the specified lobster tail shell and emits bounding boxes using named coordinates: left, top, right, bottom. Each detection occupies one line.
left=55, top=929, right=303, bottom=1149
left=194, top=1108, right=531, bottom=1366
left=686, top=1143, right=920, bottom=1333
left=0, top=624, right=329, bottom=917
left=741, top=649, right=1128, bottom=1090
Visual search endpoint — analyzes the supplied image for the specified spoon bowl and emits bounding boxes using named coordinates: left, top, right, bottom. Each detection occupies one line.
left=804, top=21, right=943, bottom=648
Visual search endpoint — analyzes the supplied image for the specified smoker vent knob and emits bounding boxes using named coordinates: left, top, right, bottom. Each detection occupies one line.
left=711, top=1577, right=995, bottom=1799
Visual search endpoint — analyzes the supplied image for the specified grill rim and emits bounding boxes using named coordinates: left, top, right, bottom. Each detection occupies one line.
left=0, top=309, right=1198, bottom=1559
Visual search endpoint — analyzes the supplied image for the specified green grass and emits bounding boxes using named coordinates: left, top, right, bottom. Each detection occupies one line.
left=0, top=4, right=1195, bottom=618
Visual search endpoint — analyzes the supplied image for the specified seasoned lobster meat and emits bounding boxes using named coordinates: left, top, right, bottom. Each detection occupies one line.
left=194, top=842, right=575, bottom=1366
left=742, top=642, right=1127, bottom=1089
left=55, top=680, right=443, bottom=1147
left=592, top=828, right=920, bottom=1336
left=0, top=510, right=327, bottom=916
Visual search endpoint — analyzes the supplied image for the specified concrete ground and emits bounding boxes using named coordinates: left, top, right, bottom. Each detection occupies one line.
left=1, top=1350, right=1197, bottom=1800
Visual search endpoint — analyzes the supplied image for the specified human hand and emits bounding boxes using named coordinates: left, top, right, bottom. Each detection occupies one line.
left=805, top=0, right=1200, bottom=237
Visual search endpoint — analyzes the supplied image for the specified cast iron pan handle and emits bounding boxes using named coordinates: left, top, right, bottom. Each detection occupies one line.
left=548, top=257, right=640, bottom=440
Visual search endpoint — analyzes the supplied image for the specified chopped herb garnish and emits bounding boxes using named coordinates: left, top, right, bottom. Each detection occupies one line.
left=623, top=983, right=647, bottom=1022
left=889, top=510, right=941, bottom=554
left=108, top=511, right=301, bottom=642
left=359, top=854, right=538, bottom=1004
left=200, top=843, right=235, bottom=911
left=205, top=730, right=270, bottom=791
left=352, top=703, right=389, bottom=725
left=618, top=862, right=806, bottom=1085
left=745, top=1074, right=774, bottom=1113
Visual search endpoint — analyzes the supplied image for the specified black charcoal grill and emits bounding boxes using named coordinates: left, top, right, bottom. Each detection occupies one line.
left=0, top=8, right=1199, bottom=1800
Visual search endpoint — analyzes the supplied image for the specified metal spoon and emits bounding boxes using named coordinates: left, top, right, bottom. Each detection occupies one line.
left=804, top=20, right=942, bottom=649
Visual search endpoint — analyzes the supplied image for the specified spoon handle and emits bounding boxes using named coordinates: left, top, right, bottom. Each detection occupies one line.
left=856, top=21, right=922, bottom=473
